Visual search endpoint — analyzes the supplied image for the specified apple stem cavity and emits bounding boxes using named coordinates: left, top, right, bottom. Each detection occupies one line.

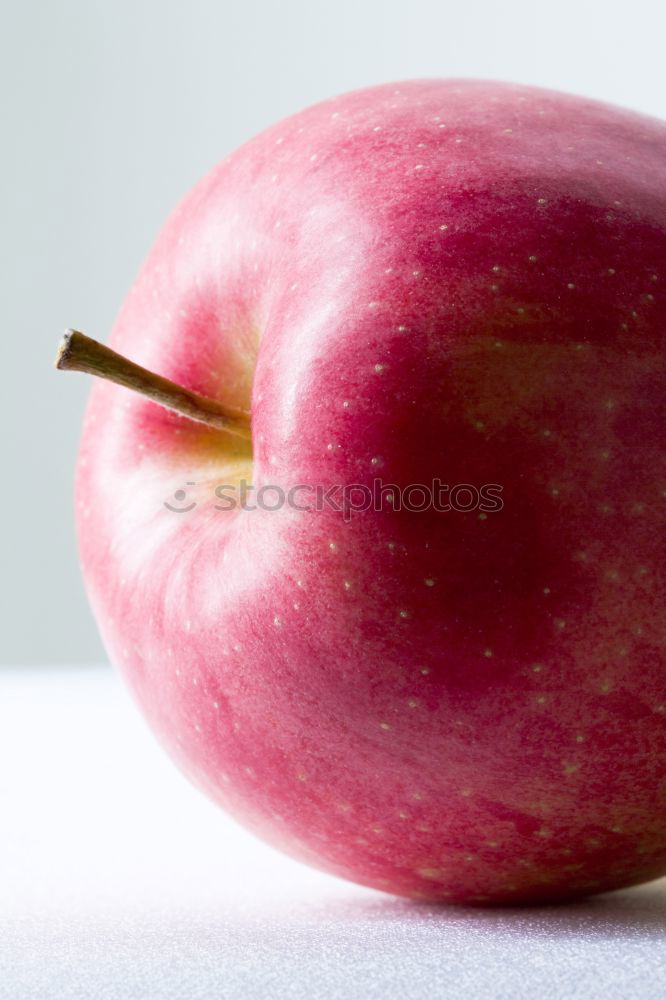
left=55, top=330, right=252, bottom=440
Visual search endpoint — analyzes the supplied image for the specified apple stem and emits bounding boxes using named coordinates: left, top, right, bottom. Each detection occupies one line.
left=55, top=330, right=252, bottom=441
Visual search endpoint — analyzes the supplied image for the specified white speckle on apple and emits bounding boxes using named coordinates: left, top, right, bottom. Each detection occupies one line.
left=343, top=580, right=352, bottom=590
left=379, top=722, right=391, bottom=731
left=329, top=542, right=338, bottom=553
left=483, top=648, right=493, bottom=658
left=399, top=609, right=410, bottom=619
left=424, top=578, right=436, bottom=587
left=371, top=456, right=380, bottom=466
left=529, top=255, right=538, bottom=262
left=374, top=363, right=385, bottom=373
left=416, top=867, right=443, bottom=879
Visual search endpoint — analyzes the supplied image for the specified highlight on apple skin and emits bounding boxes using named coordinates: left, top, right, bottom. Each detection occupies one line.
left=68, top=79, right=666, bottom=904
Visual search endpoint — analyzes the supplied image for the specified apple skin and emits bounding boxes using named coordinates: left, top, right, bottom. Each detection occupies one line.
left=76, top=80, right=666, bottom=904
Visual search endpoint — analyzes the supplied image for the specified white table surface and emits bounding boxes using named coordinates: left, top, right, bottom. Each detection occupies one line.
left=1, top=665, right=665, bottom=1000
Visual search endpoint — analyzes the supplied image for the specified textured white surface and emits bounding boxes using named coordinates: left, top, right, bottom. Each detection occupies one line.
left=1, top=666, right=665, bottom=999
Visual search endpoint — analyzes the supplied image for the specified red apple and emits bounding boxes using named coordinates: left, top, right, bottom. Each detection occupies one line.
left=68, top=80, right=666, bottom=904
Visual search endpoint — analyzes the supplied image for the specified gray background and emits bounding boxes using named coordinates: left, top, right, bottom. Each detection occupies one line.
left=3, top=0, right=665, bottom=664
